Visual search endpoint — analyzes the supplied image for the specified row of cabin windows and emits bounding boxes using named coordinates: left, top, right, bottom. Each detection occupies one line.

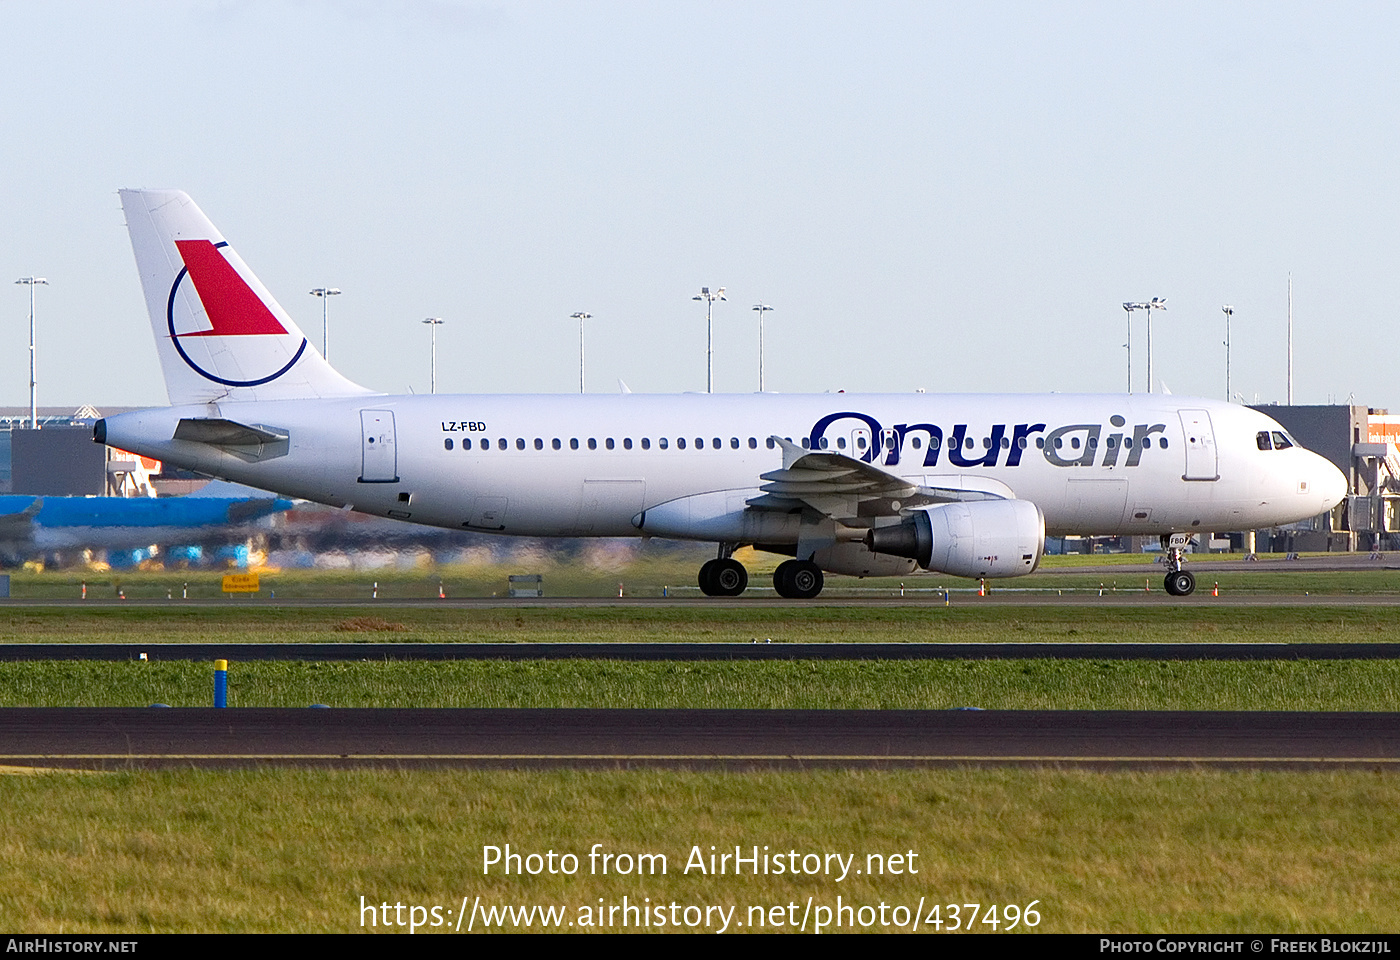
left=444, top=436, right=783, bottom=452
left=442, top=433, right=1170, bottom=452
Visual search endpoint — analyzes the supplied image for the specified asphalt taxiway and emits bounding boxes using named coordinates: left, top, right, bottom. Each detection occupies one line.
left=2, top=708, right=1397, bottom=769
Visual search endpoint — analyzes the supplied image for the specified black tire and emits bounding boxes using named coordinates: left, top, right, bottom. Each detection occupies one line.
left=1164, top=570, right=1196, bottom=596
left=774, top=559, right=824, bottom=599
left=698, top=559, right=720, bottom=597
left=711, top=558, right=748, bottom=597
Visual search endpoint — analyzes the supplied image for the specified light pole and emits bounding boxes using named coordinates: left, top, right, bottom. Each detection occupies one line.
left=693, top=286, right=726, bottom=393
left=571, top=312, right=590, bottom=393
left=422, top=317, right=444, bottom=393
left=1287, top=274, right=1293, bottom=405
left=1121, top=298, right=1167, bottom=392
left=309, top=287, right=340, bottom=359
left=1221, top=305, right=1233, bottom=402
left=1121, top=302, right=1136, bottom=393
left=752, top=302, right=773, bottom=392
left=15, top=277, right=48, bottom=429
left=1145, top=297, right=1166, bottom=393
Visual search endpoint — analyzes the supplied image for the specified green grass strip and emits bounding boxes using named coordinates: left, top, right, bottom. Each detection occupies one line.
left=4, top=659, right=1400, bottom=710
left=6, top=604, right=1400, bottom=644
left=0, top=768, right=1397, bottom=932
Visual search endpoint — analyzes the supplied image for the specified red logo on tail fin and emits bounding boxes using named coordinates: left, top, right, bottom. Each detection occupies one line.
left=174, top=239, right=288, bottom=337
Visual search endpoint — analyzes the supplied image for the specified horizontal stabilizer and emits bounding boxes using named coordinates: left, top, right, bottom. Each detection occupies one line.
left=174, top=418, right=288, bottom=446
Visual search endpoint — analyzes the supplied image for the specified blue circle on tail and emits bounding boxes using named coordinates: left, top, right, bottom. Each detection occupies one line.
left=166, top=241, right=307, bottom=387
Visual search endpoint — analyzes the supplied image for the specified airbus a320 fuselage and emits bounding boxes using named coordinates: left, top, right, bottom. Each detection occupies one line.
left=97, top=190, right=1347, bottom=598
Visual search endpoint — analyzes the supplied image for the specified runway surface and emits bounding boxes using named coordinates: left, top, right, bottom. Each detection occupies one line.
left=6, top=591, right=1400, bottom=608
left=3, top=708, right=1398, bottom=769
left=5, top=642, right=1400, bottom=661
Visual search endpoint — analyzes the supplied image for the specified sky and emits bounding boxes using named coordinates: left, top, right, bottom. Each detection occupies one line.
left=1, top=1, right=1397, bottom=409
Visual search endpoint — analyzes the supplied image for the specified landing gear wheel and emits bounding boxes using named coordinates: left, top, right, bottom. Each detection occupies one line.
left=710, top=558, right=748, bottom=597
left=773, top=559, right=824, bottom=599
left=698, top=559, right=720, bottom=596
left=1164, top=570, right=1196, bottom=596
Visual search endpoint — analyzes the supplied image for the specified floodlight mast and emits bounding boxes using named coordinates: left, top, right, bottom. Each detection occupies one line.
left=752, top=302, right=773, bottom=391
left=1121, top=298, right=1166, bottom=392
left=15, top=277, right=48, bottom=429
left=422, top=317, right=444, bottom=393
left=1121, top=302, right=1136, bottom=393
left=309, top=287, right=341, bottom=360
left=693, top=286, right=726, bottom=393
left=1221, top=305, right=1234, bottom=402
left=571, top=312, right=591, bottom=393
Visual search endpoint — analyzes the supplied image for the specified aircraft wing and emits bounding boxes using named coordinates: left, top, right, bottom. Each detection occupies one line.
left=746, top=437, right=1008, bottom=525
left=0, top=498, right=42, bottom=544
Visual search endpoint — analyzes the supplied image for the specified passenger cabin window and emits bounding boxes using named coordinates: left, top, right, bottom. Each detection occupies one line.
left=534, top=438, right=543, bottom=450
left=856, top=437, right=867, bottom=450
left=498, top=439, right=507, bottom=450
left=606, top=438, right=615, bottom=450
left=588, top=438, right=598, bottom=450
left=837, top=437, right=847, bottom=449
left=678, top=438, right=686, bottom=450
left=748, top=438, right=757, bottom=449
left=623, top=438, right=632, bottom=450
left=552, top=438, right=561, bottom=450
left=766, top=438, right=776, bottom=449
left=444, top=439, right=453, bottom=450
left=730, top=438, right=739, bottom=449
left=659, top=438, right=669, bottom=449
left=463, top=438, right=472, bottom=450
left=912, top=437, right=922, bottom=449
left=696, top=437, right=704, bottom=449
left=570, top=438, right=579, bottom=450
left=641, top=438, right=650, bottom=450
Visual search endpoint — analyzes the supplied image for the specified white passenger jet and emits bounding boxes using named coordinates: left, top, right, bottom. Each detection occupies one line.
left=97, top=190, right=1347, bottom=598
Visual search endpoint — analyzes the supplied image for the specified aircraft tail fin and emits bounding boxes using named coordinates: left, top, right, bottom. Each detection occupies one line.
left=118, top=189, right=374, bottom=405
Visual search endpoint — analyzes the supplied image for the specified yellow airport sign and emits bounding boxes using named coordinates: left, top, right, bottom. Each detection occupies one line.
left=222, top=573, right=260, bottom=593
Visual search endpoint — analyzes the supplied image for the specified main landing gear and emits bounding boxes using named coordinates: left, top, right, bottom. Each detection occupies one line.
left=773, top=559, right=823, bottom=600
left=698, top=556, right=748, bottom=597
left=696, top=549, right=826, bottom=599
left=1161, top=534, right=1196, bottom=596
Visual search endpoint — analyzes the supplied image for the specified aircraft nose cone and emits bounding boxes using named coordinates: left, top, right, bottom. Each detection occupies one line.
left=1315, top=455, right=1347, bottom=511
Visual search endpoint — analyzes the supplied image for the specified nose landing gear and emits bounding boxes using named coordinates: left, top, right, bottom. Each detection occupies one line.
left=1161, top=534, right=1197, bottom=596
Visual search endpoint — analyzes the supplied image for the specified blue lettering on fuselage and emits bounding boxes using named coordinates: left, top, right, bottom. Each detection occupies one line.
left=807, top=414, right=1166, bottom=469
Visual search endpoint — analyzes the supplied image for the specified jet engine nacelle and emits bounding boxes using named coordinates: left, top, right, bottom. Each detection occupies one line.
left=865, top=499, right=1044, bottom=578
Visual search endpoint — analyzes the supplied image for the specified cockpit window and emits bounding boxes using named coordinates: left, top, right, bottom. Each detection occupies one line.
left=1257, top=431, right=1272, bottom=451
left=1272, top=431, right=1293, bottom=450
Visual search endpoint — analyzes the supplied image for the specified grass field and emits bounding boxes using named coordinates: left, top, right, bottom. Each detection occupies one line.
left=3, top=573, right=1398, bottom=933
left=3, top=659, right=1400, bottom=710
left=1, top=768, right=1397, bottom=933
left=4, top=603, right=1400, bottom=645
